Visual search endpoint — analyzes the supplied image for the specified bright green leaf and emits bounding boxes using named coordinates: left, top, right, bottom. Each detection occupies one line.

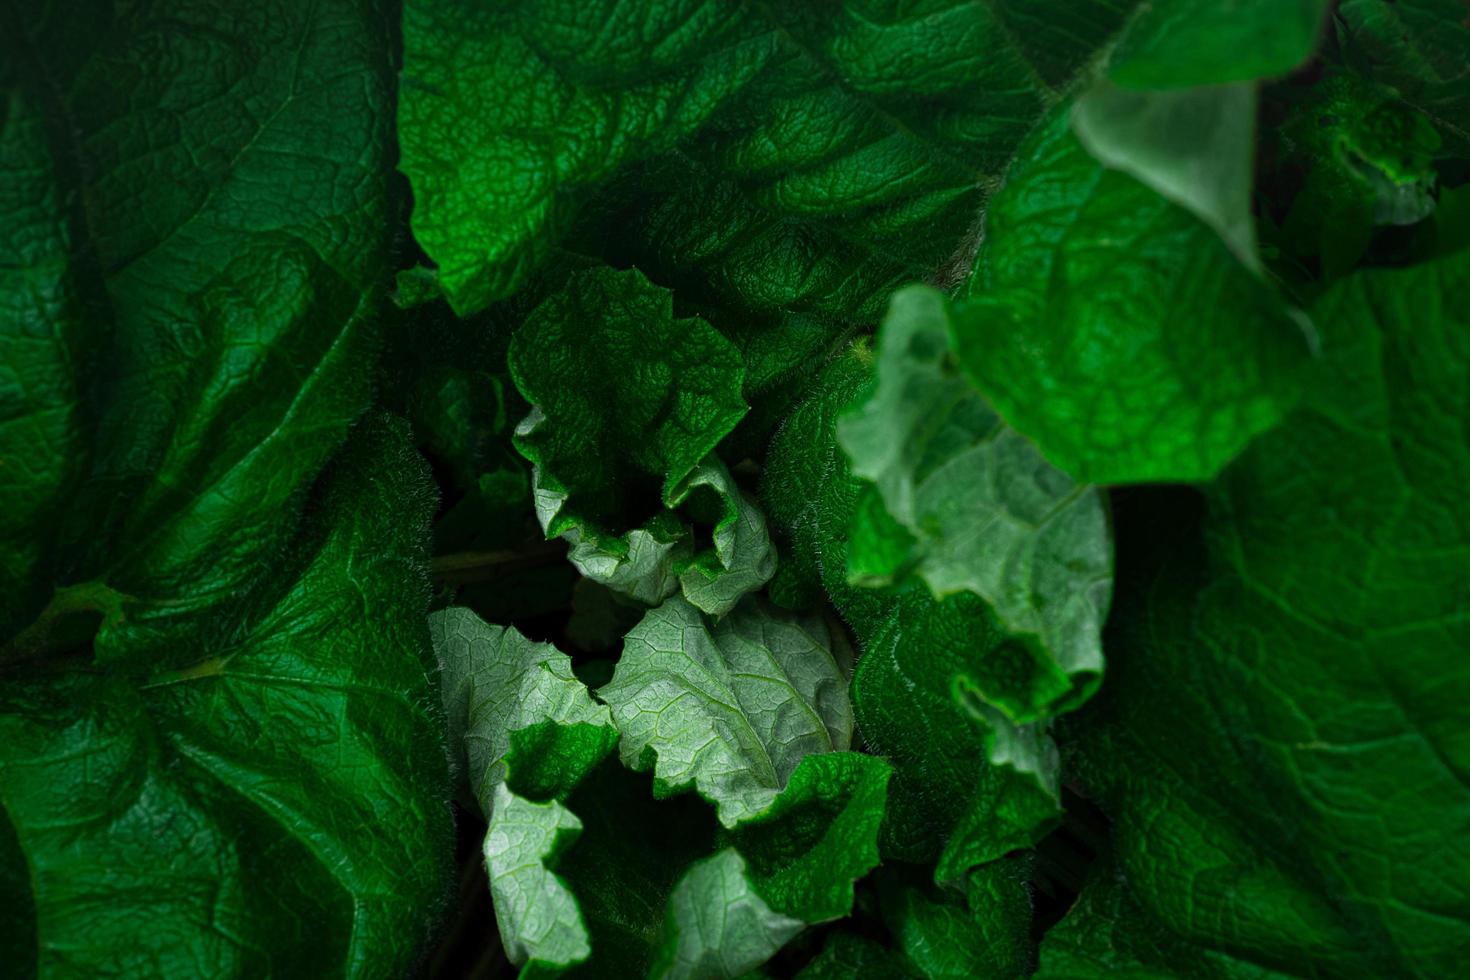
left=430, top=607, right=616, bottom=813
left=838, top=285, right=1111, bottom=719
left=652, top=849, right=803, bottom=980
left=485, top=784, right=593, bottom=973
left=600, top=595, right=851, bottom=827
left=957, top=112, right=1312, bottom=484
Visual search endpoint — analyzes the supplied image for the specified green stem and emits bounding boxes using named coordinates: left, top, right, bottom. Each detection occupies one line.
left=1, top=582, right=128, bottom=669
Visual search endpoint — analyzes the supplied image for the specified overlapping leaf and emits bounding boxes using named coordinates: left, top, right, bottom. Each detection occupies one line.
left=430, top=607, right=617, bottom=811
left=956, top=112, right=1312, bottom=484
left=1273, top=75, right=1442, bottom=277
left=547, top=455, right=777, bottom=617
left=9, top=0, right=1464, bottom=975
left=653, top=850, right=804, bottom=980
left=429, top=608, right=615, bottom=974
left=1337, top=0, right=1470, bottom=153
left=510, top=266, right=748, bottom=540
left=1060, top=251, right=1470, bottom=976
left=600, top=596, right=852, bottom=826
left=760, top=348, right=884, bottom=627
left=0, top=0, right=394, bottom=659
left=399, top=0, right=1151, bottom=317
left=761, top=353, right=1064, bottom=877
left=434, top=596, right=887, bottom=976
left=879, top=857, right=1037, bottom=979
left=508, top=266, right=780, bottom=616
left=1072, top=0, right=1329, bottom=259
left=950, top=1, right=1333, bottom=484
left=0, top=416, right=453, bottom=977
left=725, top=751, right=891, bottom=923
left=855, top=597, right=1063, bottom=880
left=839, top=286, right=1111, bottom=719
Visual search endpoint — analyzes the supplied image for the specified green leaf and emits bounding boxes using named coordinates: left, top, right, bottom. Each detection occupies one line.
left=485, top=784, right=594, bottom=973
left=0, top=415, right=452, bottom=976
left=1068, top=251, right=1470, bottom=976
left=760, top=347, right=886, bottom=628
left=879, top=856, right=1036, bottom=980
left=550, top=500, right=686, bottom=608
left=398, top=0, right=768, bottom=315
left=446, top=602, right=846, bottom=975
left=0, top=0, right=393, bottom=656
left=552, top=455, right=777, bottom=617
left=1104, top=0, right=1329, bottom=89
left=794, top=932, right=918, bottom=979
left=600, top=595, right=851, bottom=826
left=856, top=597, right=1063, bottom=879
left=501, top=757, right=835, bottom=980
left=1035, top=858, right=1291, bottom=979
left=430, top=610, right=620, bottom=975
left=956, top=112, right=1312, bottom=484
left=467, top=625, right=883, bottom=975
left=1275, top=73, right=1442, bottom=277
left=1072, top=83, right=1260, bottom=265
left=726, top=752, right=890, bottom=923
left=675, top=460, right=780, bottom=617
left=953, top=679, right=1063, bottom=796
left=398, top=0, right=1153, bottom=316
left=652, top=849, right=804, bottom=980
left=552, top=762, right=723, bottom=978
left=761, top=349, right=1063, bottom=874
left=1069, top=3, right=1330, bottom=276
left=457, top=612, right=876, bottom=976
left=430, top=606, right=616, bottom=813
left=510, top=266, right=748, bottom=542
left=838, top=286, right=1111, bottom=719
left=1337, top=0, right=1470, bottom=153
